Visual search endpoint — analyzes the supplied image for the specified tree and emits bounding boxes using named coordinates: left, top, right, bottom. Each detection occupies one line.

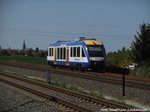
left=107, top=47, right=132, bottom=68
left=34, top=47, right=39, bottom=56
left=35, top=47, right=39, bottom=53
left=2, top=50, right=10, bottom=56
left=39, top=50, right=47, bottom=57
left=27, top=48, right=33, bottom=56
left=131, top=23, right=150, bottom=65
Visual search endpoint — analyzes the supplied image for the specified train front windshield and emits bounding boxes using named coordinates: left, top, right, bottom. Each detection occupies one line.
left=87, top=45, right=105, bottom=57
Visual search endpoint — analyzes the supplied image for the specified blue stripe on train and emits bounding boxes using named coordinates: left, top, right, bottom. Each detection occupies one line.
left=48, top=60, right=90, bottom=70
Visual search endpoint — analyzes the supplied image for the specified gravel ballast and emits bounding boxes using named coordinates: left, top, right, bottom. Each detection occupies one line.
left=0, top=64, right=150, bottom=110
left=0, top=82, right=68, bottom=112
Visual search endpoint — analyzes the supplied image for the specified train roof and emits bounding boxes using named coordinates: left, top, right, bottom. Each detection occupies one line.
left=48, top=38, right=103, bottom=47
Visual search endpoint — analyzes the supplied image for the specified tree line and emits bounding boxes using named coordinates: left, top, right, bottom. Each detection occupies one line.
left=107, top=22, right=150, bottom=67
left=107, top=22, right=150, bottom=77
left=0, top=47, right=47, bottom=57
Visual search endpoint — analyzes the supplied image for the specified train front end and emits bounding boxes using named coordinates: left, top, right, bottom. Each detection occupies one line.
left=84, top=39, right=106, bottom=72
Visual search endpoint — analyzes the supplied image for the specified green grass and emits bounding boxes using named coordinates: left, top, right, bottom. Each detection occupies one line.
left=0, top=55, right=47, bottom=65
left=130, top=65, right=150, bottom=78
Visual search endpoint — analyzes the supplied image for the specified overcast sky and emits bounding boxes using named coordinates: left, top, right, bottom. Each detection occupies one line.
left=0, top=0, right=150, bottom=52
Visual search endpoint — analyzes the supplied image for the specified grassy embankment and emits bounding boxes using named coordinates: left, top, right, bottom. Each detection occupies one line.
left=130, top=66, right=150, bottom=78
left=0, top=55, right=149, bottom=77
left=0, top=55, right=47, bottom=65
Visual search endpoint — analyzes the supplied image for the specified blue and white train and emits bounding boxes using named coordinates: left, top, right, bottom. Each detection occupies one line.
left=47, top=37, right=106, bottom=71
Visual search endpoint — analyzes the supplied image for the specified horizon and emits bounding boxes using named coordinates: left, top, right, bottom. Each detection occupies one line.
left=0, top=0, right=150, bottom=52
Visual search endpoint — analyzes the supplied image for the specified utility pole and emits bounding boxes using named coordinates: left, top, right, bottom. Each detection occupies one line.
left=122, top=74, right=125, bottom=96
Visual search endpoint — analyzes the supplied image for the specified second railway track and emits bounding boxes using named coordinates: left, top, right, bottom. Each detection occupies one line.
left=0, top=72, right=131, bottom=112
left=0, top=62, right=149, bottom=90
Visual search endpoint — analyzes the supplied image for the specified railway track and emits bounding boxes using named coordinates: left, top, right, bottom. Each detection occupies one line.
left=0, top=62, right=149, bottom=90
left=0, top=72, right=131, bottom=112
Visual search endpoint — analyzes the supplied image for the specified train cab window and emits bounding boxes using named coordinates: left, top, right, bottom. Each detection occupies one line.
left=87, top=45, right=104, bottom=57
left=77, top=47, right=80, bottom=57
left=82, top=48, right=86, bottom=57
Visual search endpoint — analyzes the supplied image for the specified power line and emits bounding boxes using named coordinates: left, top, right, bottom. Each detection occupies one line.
left=0, top=27, right=133, bottom=40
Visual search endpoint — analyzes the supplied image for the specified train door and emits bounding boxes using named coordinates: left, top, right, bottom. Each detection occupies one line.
left=66, top=47, right=69, bottom=66
left=54, top=48, right=57, bottom=65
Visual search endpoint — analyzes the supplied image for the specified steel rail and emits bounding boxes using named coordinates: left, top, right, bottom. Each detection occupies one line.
left=0, top=62, right=149, bottom=90
left=0, top=72, right=131, bottom=110
left=0, top=76, right=91, bottom=112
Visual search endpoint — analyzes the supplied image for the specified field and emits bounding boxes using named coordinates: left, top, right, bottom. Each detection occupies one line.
left=0, top=55, right=47, bottom=65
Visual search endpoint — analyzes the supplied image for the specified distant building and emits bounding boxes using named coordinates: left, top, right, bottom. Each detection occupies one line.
left=23, top=40, right=26, bottom=50
left=0, top=48, right=18, bottom=56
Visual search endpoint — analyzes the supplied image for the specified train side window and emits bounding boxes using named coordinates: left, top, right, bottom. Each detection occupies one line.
left=77, top=47, right=80, bottom=57
left=63, top=47, right=65, bottom=60
left=50, top=48, right=52, bottom=56
left=57, top=48, right=59, bottom=59
left=64, top=48, right=66, bottom=59
left=73, top=47, right=76, bottom=57
left=49, top=48, right=51, bottom=56
left=59, top=48, right=61, bottom=59
left=62, top=47, right=64, bottom=59
left=60, top=48, right=62, bottom=59
left=70, top=47, right=72, bottom=57
left=82, top=48, right=86, bottom=57
left=72, top=47, right=74, bottom=57
left=52, top=48, right=53, bottom=56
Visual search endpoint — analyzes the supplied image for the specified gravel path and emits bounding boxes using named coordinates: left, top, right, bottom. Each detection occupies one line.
left=0, top=64, right=150, bottom=110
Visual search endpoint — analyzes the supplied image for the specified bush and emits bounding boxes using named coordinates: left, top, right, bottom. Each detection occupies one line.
left=130, top=65, right=150, bottom=78
left=106, top=64, right=130, bottom=74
